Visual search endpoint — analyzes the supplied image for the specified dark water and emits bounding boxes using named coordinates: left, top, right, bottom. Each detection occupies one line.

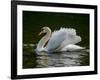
left=23, top=44, right=89, bottom=68
left=22, top=11, right=89, bottom=69
left=36, top=50, right=89, bottom=68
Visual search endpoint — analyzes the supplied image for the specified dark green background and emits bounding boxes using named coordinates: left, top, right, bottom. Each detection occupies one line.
left=23, top=11, right=89, bottom=68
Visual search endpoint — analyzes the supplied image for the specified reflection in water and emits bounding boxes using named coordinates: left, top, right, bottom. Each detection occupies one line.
left=23, top=44, right=89, bottom=68
left=36, top=50, right=89, bottom=68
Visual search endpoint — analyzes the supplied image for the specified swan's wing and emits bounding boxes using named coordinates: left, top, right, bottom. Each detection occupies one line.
left=46, top=28, right=81, bottom=51
left=61, top=34, right=81, bottom=48
left=58, top=28, right=81, bottom=49
left=46, top=30, right=66, bottom=51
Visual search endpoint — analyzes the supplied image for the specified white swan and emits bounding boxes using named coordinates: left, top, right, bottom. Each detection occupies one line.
left=36, top=27, right=85, bottom=52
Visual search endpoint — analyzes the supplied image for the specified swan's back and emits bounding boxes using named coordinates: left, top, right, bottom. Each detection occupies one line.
left=46, top=28, right=81, bottom=51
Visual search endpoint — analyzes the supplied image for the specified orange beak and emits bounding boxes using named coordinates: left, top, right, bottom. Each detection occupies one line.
left=38, top=31, right=43, bottom=36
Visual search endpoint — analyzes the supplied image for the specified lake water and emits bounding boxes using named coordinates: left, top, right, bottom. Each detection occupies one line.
left=23, top=44, right=89, bottom=69
left=36, top=50, right=89, bottom=68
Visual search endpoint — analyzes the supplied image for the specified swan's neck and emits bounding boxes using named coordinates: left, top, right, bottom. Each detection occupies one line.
left=37, top=30, right=51, bottom=51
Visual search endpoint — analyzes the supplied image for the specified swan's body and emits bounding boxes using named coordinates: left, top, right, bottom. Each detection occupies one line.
left=36, top=27, right=85, bottom=52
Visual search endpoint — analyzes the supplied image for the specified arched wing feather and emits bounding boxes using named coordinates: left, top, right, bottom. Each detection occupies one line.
left=46, top=28, right=81, bottom=51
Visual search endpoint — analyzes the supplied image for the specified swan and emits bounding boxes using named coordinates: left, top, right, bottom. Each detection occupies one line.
left=36, top=27, right=85, bottom=52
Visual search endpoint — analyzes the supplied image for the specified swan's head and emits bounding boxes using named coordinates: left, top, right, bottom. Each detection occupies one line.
left=38, top=27, right=51, bottom=36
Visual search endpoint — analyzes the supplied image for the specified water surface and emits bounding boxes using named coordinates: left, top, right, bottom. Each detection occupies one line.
left=36, top=50, right=89, bottom=68
left=23, top=44, right=89, bottom=69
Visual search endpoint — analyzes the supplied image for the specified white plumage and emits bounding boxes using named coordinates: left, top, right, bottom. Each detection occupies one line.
left=36, top=27, right=85, bottom=52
